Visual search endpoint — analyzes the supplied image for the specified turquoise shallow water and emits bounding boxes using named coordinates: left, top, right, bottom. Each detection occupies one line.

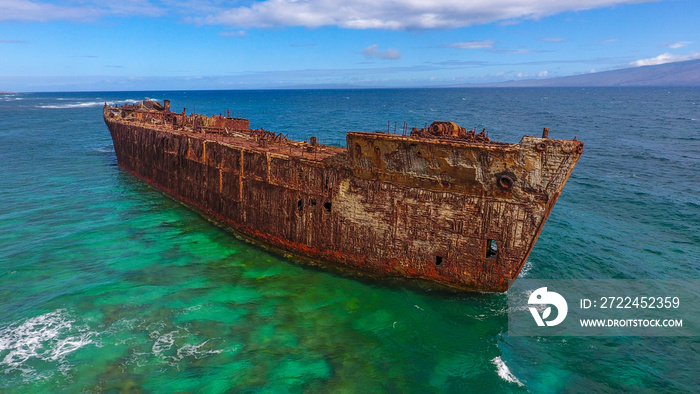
left=1, top=88, right=699, bottom=392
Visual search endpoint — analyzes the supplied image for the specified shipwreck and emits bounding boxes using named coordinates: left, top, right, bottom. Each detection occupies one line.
left=104, top=99, right=583, bottom=292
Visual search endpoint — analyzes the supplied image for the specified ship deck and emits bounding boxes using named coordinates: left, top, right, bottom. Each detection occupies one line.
left=117, top=117, right=517, bottom=164
left=127, top=119, right=347, bottom=162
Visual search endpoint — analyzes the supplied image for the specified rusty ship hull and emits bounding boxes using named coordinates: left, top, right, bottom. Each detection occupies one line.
left=103, top=100, right=583, bottom=292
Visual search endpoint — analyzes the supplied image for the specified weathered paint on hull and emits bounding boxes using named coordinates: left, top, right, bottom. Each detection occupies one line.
left=104, top=102, right=582, bottom=292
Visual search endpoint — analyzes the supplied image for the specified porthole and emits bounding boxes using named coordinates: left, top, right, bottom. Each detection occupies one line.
left=497, top=173, right=515, bottom=190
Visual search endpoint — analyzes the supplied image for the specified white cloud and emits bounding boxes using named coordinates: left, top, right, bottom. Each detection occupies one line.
left=0, top=0, right=658, bottom=31
left=0, top=0, right=97, bottom=21
left=362, top=44, right=401, bottom=60
left=663, top=41, right=692, bottom=49
left=515, top=70, right=549, bottom=78
left=491, top=48, right=533, bottom=54
left=447, top=40, right=497, bottom=49
left=630, top=52, right=700, bottom=67
left=194, top=0, right=657, bottom=31
left=220, top=30, right=247, bottom=38
left=0, top=0, right=164, bottom=22
left=445, top=40, right=535, bottom=54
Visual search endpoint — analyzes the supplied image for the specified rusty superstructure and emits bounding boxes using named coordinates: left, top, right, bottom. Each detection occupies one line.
left=104, top=99, right=583, bottom=292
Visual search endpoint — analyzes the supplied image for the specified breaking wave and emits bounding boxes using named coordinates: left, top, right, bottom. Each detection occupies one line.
left=492, top=356, right=524, bottom=386
left=38, top=101, right=107, bottom=109
left=37, top=99, right=139, bottom=109
left=0, top=310, right=95, bottom=378
left=1, top=95, right=22, bottom=101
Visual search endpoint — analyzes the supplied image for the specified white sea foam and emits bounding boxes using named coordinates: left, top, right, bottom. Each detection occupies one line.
left=0, top=310, right=94, bottom=374
left=492, top=356, right=524, bottom=386
left=38, top=101, right=110, bottom=109
left=151, top=330, right=178, bottom=356
left=37, top=99, right=139, bottom=109
left=518, top=260, right=533, bottom=278
left=93, top=146, right=114, bottom=153
left=150, top=329, right=225, bottom=364
left=176, top=340, right=224, bottom=360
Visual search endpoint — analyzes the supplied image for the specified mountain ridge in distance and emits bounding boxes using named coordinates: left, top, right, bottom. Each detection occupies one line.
left=459, top=58, right=700, bottom=87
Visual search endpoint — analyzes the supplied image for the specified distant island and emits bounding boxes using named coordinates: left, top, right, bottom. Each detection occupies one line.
left=3, top=59, right=700, bottom=92
left=464, top=59, right=700, bottom=87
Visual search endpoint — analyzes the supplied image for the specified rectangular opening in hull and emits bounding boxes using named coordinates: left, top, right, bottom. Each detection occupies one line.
left=486, top=239, right=498, bottom=259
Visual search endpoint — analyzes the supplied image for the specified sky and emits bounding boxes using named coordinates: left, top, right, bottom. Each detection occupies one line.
left=0, top=0, right=699, bottom=91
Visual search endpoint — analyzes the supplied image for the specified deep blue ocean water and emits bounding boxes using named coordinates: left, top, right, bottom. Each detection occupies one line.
left=1, top=88, right=698, bottom=392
